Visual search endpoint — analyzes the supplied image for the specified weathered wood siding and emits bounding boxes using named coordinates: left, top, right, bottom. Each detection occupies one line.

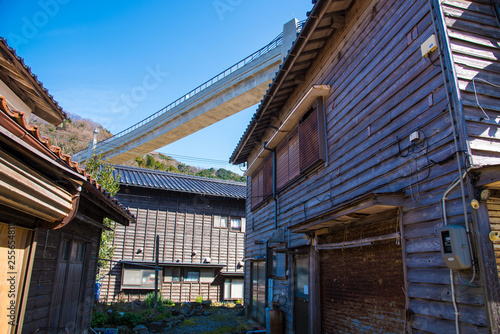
left=99, top=187, right=245, bottom=303
left=244, top=0, right=492, bottom=332
left=22, top=217, right=101, bottom=334
left=443, top=0, right=500, bottom=166
left=488, top=195, right=500, bottom=280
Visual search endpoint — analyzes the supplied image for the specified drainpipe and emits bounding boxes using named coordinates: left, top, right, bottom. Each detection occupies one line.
left=273, top=150, right=278, bottom=230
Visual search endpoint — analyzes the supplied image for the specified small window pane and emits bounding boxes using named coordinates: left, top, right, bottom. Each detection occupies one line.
left=224, top=280, right=231, bottom=300
left=272, top=252, right=286, bottom=278
left=231, top=279, right=244, bottom=299
left=220, top=217, right=227, bottom=228
left=214, top=215, right=221, bottom=228
left=173, top=267, right=181, bottom=282
left=184, top=270, right=200, bottom=282
left=231, top=218, right=241, bottom=231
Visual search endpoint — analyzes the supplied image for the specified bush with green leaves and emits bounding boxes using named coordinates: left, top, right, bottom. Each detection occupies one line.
left=91, top=311, right=109, bottom=328
left=119, top=312, right=142, bottom=328
left=144, top=291, right=166, bottom=307
left=195, top=295, right=203, bottom=303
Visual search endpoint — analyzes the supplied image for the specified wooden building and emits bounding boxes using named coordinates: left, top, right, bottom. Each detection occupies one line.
left=99, top=165, right=246, bottom=303
left=230, top=0, right=500, bottom=333
left=0, top=38, right=135, bottom=334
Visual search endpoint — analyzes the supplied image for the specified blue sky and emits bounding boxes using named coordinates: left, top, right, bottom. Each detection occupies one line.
left=0, top=1, right=312, bottom=174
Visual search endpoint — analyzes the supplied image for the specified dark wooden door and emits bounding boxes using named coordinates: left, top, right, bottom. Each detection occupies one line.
left=294, top=254, right=309, bottom=334
left=51, top=240, right=86, bottom=331
left=250, top=261, right=266, bottom=325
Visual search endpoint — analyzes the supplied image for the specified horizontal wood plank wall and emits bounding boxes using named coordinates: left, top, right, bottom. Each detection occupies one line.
left=99, top=187, right=245, bottom=303
left=22, top=219, right=101, bottom=333
left=243, top=0, right=492, bottom=332
left=442, top=0, right=500, bottom=166
left=487, top=196, right=500, bottom=280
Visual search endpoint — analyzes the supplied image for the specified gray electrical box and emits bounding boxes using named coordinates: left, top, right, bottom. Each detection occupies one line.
left=439, top=225, right=472, bottom=270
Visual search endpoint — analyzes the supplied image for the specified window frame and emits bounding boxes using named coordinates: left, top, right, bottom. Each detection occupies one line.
left=251, top=97, right=326, bottom=210
left=213, top=215, right=228, bottom=229
left=121, top=266, right=157, bottom=290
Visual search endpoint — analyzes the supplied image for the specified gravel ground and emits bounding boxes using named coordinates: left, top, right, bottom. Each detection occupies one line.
left=169, top=307, right=251, bottom=334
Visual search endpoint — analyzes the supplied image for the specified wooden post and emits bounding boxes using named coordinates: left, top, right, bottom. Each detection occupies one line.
left=471, top=200, right=500, bottom=333
left=309, top=244, right=320, bottom=333
left=154, top=235, right=159, bottom=314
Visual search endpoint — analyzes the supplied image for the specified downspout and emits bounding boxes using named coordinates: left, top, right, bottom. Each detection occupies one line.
left=273, top=150, right=278, bottom=230
left=429, top=1, right=477, bottom=333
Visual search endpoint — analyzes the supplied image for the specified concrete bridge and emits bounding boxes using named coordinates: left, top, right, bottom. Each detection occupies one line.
left=72, top=19, right=301, bottom=164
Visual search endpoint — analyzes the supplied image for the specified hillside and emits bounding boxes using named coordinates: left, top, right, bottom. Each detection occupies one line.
left=32, top=114, right=245, bottom=182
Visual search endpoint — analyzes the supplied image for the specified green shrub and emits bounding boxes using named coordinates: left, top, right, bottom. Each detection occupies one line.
left=163, top=299, right=175, bottom=306
left=119, top=312, right=142, bottom=328
left=144, top=292, right=164, bottom=307
left=195, top=295, right=203, bottom=303
left=91, top=311, right=109, bottom=328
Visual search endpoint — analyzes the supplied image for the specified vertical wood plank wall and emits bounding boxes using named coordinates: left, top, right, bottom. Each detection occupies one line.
left=99, top=187, right=245, bottom=303
left=243, top=0, right=496, bottom=332
left=22, top=219, right=101, bottom=333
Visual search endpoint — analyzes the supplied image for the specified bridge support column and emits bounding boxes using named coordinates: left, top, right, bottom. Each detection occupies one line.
left=281, top=18, right=299, bottom=59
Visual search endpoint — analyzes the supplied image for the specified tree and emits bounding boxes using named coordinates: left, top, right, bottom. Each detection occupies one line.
left=85, top=154, right=120, bottom=279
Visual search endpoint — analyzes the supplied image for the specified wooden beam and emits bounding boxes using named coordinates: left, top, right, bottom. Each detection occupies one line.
left=472, top=199, right=500, bottom=333
left=315, top=232, right=400, bottom=250
left=74, top=212, right=112, bottom=231
left=291, top=193, right=404, bottom=233
left=309, top=244, right=321, bottom=333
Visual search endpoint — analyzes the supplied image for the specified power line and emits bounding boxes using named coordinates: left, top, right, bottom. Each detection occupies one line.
left=41, top=131, right=241, bottom=169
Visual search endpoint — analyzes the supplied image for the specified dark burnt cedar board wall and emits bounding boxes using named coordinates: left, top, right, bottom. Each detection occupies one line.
left=99, top=166, right=246, bottom=303
left=234, top=0, right=500, bottom=333
left=22, top=214, right=102, bottom=333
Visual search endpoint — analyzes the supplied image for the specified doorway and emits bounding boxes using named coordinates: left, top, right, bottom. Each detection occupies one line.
left=294, top=253, right=309, bottom=334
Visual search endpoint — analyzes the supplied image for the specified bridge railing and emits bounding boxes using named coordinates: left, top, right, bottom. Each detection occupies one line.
left=74, top=20, right=306, bottom=160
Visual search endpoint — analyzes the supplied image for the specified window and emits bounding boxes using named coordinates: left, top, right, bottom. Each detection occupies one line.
left=214, top=216, right=245, bottom=232
left=231, top=218, right=241, bottom=231
left=270, top=251, right=287, bottom=279
left=172, top=267, right=181, bottom=282
left=252, top=98, right=326, bottom=210
left=224, top=278, right=244, bottom=300
left=214, top=215, right=228, bottom=228
left=184, top=269, right=200, bottom=282
left=122, top=267, right=156, bottom=289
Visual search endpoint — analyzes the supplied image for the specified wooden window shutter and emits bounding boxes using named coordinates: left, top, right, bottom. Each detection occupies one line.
left=263, top=153, right=273, bottom=198
left=276, top=139, right=289, bottom=189
left=288, top=127, right=300, bottom=180
left=251, top=167, right=263, bottom=209
left=299, top=107, right=320, bottom=171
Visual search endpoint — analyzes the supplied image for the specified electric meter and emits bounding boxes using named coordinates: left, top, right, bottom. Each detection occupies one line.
left=439, top=225, right=472, bottom=270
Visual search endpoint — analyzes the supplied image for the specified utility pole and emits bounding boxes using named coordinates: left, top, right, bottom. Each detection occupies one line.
left=154, top=235, right=159, bottom=314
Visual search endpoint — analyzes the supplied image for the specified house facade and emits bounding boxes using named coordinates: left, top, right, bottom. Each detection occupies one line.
left=230, top=0, right=500, bottom=333
left=0, top=38, right=135, bottom=334
left=98, top=165, right=246, bottom=303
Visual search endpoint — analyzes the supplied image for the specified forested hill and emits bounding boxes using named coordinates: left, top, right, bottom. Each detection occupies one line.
left=32, top=114, right=245, bottom=183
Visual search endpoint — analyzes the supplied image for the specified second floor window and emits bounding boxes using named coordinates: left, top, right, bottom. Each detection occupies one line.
left=251, top=99, right=326, bottom=210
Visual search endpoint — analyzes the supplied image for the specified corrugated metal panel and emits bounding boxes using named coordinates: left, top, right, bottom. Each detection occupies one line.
left=113, top=165, right=246, bottom=199
left=0, top=148, right=73, bottom=222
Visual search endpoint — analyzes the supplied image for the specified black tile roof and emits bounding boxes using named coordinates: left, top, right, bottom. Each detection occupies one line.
left=114, top=165, right=246, bottom=199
